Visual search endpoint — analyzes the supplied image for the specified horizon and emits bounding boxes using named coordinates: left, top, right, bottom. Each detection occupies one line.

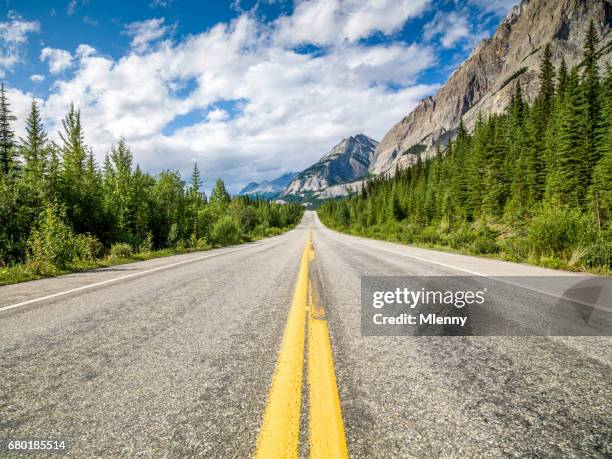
left=0, top=0, right=518, bottom=194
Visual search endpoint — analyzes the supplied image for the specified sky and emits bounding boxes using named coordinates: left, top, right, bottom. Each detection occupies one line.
left=0, top=0, right=518, bottom=194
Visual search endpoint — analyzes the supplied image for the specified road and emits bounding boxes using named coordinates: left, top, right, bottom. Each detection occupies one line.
left=1, top=211, right=610, bottom=457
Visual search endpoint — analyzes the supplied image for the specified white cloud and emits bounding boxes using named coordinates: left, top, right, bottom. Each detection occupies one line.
left=424, top=11, right=471, bottom=48
left=124, top=18, right=172, bottom=52
left=275, top=0, right=430, bottom=46
left=22, top=11, right=437, bottom=193
left=66, top=0, right=78, bottom=16
left=207, top=108, right=229, bottom=122
left=30, top=74, right=45, bottom=83
left=468, top=0, right=519, bottom=16
left=0, top=12, right=40, bottom=75
left=41, top=47, right=74, bottom=74
left=150, top=0, right=172, bottom=8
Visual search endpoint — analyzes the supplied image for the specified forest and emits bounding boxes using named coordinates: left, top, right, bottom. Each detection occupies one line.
left=0, top=89, right=303, bottom=283
left=318, top=22, right=612, bottom=273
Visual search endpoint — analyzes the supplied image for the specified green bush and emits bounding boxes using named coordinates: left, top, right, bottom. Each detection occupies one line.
left=110, top=243, right=133, bottom=259
left=26, top=205, right=78, bottom=273
left=527, top=206, right=597, bottom=256
left=210, top=216, right=242, bottom=246
left=470, top=236, right=499, bottom=254
left=584, top=239, right=612, bottom=269
left=139, top=232, right=154, bottom=253
left=76, top=233, right=104, bottom=261
left=167, top=223, right=179, bottom=248
left=447, top=226, right=475, bottom=249
left=499, top=237, right=531, bottom=261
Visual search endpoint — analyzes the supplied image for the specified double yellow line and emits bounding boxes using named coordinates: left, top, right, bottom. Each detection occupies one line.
left=255, top=230, right=348, bottom=459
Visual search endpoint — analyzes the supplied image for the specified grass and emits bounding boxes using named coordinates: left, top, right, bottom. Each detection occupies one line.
left=0, top=225, right=297, bottom=287
left=325, top=223, right=612, bottom=276
left=0, top=247, right=201, bottom=286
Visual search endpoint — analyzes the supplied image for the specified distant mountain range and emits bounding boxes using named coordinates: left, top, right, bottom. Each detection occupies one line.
left=241, top=0, right=612, bottom=202
left=237, top=172, right=297, bottom=199
left=281, top=134, right=378, bottom=200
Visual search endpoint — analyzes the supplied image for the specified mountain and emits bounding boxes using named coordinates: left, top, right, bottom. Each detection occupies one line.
left=369, top=0, right=612, bottom=176
left=238, top=172, right=297, bottom=199
left=281, top=134, right=378, bottom=199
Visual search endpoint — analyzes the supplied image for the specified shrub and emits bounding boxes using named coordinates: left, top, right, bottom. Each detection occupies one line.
left=447, top=226, right=475, bottom=249
left=195, top=237, right=209, bottom=250
left=139, top=232, right=154, bottom=253
left=470, top=237, right=499, bottom=254
left=527, top=206, right=597, bottom=257
left=583, top=239, right=612, bottom=269
left=167, top=223, right=179, bottom=248
left=26, top=205, right=78, bottom=273
left=210, top=216, right=242, bottom=246
left=110, top=243, right=133, bottom=259
left=76, top=233, right=104, bottom=261
left=499, top=237, right=531, bottom=261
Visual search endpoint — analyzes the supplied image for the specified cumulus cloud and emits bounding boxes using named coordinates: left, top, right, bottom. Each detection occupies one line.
left=468, top=0, right=519, bottom=16
left=424, top=11, right=471, bottom=49
left=124, top=18, right=173, bottom=52
left=19, top=10, right=438, bottom=193
left=0, top=12, right=40, bottom=76
left=275, top=0, right=430, bottom=46
left=30, top=74, right=45, bottom=83
left=41, top=47, right=74, bottom=74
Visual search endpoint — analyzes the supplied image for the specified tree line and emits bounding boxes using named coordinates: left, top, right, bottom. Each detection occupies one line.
left=319, top=22, right=611, bottom=271
left=0, top=89, right=303, bottom=273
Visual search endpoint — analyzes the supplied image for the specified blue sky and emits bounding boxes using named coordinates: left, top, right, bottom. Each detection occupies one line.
left=0, top=0, right=517, bottom=193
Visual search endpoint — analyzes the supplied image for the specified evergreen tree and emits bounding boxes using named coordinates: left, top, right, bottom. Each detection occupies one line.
left=581, top=19, right=601, bottom=172
left=0, top=83, right=17, bottom=174
left=210, top=178, right=231, bottom=208
left=21, top=98, right=48, bottom=180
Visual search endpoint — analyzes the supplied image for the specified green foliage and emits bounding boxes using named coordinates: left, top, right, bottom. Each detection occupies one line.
left=26, top=205, right=78, bottom=272
left=210, top=215, right=242, bottom=246
left=0, top=82, right=17, bottom=174
left=318, top=28, right=610, bottom=272
left=526, top=206, right=596, bottom=257
left=75, top=233, right=104, bottom=261
left=0, top=91, right=303, bottom=280
left=110, top=243, right=133, bottom=259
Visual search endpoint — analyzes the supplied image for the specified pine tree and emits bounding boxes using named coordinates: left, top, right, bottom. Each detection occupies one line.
left=210, top=178, right=230, bottom=208
left=59, top=104, right=87, bottom=186
left=589, top=66, right=612, bottom=228
left=582, top=19, right=601, bottom=177
left=0, top=83, right=17, bottom=174
left=21, top=98, right=48, bottom=180
left=557, top=57, right=568, bottom=99
left=555, top=67, right=588, bottom=207
left=538, top=43, right=555, bottom=119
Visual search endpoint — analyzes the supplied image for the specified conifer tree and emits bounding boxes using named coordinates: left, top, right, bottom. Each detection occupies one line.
left=0, top=83, right=17, bottom=174
left=21, top=98, right=48, bottom=180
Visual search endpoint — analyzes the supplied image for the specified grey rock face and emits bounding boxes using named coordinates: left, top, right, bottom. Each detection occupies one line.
left=370, top=0, right=612, bottom=176
left=282, top=134, right=378, bottom=197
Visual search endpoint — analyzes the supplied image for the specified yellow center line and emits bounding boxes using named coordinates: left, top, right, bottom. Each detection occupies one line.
left=307, top=271, right=348, bottom=459
left=254, top=233, right=310, bottom=459
left=255, top=227, right=348, bottom=458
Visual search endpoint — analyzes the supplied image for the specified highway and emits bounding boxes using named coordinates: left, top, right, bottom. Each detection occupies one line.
left=1, top=211, right=610, bottom=457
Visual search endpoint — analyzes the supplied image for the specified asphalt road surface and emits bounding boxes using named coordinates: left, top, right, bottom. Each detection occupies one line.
left=1, top=211, right=610, bottom=457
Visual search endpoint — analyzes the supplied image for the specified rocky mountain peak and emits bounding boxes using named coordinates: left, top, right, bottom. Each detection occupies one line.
left=369, top=0, right=612, bottom=176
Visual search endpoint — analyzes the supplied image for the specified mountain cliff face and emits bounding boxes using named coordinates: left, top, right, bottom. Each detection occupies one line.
left=282, top=134, right=378, bottom=198
left=238, top=172, right=297, bottom=198
left=369, top=0, right=612, bottom=176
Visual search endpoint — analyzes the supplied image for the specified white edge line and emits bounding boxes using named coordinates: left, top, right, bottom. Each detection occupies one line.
left=0, top=245, right=254, bottom=314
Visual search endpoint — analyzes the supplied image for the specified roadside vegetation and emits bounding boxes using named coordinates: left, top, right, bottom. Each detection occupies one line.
left=318, top=23, right=612, bottom=274
left=0, top=88, right=303, bottom=285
